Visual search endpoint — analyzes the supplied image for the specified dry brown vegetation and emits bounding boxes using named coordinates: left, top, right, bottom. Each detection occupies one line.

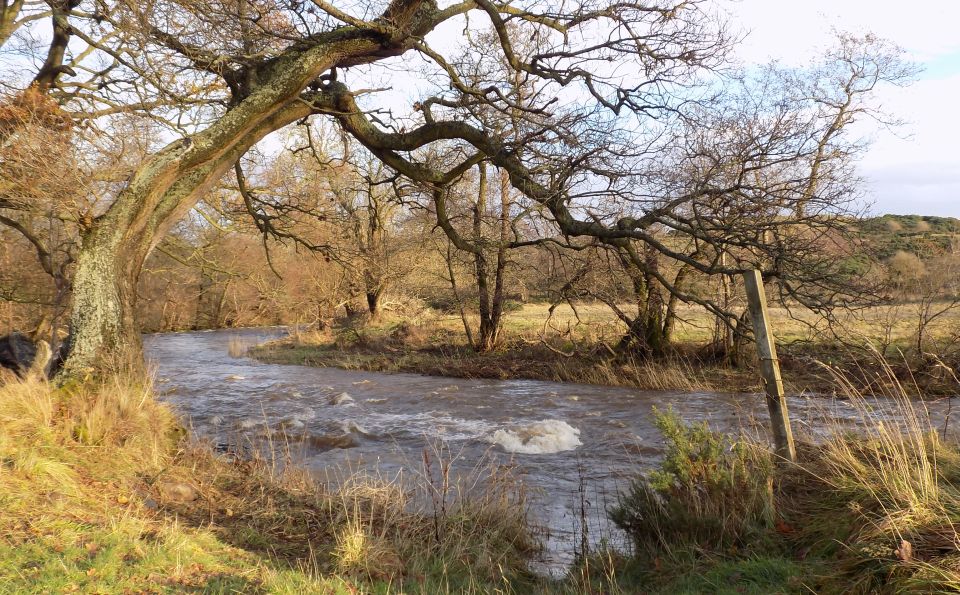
left=251, top=300, right=960, bottom=396
left=0, top=375, right=543, bottom=593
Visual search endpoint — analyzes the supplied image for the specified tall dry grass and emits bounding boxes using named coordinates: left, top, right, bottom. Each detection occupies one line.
left=788, top=357, right=960, bottom=592
left=815, top=358, right=942, bottom=521
left=606, top=353, right=960, bottom=593
left=0, top=373, right=543, bottom=592
left=577, top=356, right=715, bottom=392
left=227, top=336, right=250, bottom=357
left=0, top=373, right=177, bottom=488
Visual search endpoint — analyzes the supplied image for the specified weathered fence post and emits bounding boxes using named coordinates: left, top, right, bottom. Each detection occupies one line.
left=743, top=269, right=797, bottom=463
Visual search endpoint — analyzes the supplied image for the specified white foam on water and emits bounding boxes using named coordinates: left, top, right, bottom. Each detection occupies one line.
left=489, top=420, right=582, bottom=454
left=279, top=417, right=306, bottom=430
left=366, top=398, right=387, bottom=404
left=225, top=374, right=246, bottom=381
left=341, top=420, right=373, bottom=436
left=238, top=418, right=259, bottom=430
left=431, top=417, right=498, bottom=441
left=355, top=411, right=497, bottom=441
left=329, top=392, right=354, bottom=405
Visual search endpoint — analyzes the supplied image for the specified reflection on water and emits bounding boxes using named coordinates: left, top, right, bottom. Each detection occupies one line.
left=145, top=327, right=951, bottom=575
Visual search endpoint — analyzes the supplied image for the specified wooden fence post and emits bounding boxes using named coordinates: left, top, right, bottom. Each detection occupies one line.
left=742, top=269, right=797, bottom=463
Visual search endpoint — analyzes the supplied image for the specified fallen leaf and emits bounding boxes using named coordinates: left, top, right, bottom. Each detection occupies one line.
left=775, top=519, right=795, bottom=534
left=895, top=539, right=913, bottom=562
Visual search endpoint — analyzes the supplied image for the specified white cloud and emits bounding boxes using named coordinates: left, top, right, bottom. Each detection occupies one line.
left=725, top=0, right=960, bottom=217
left=343, top=2, right=959, bottom=217
left=727, top=0, right=960, bottom=64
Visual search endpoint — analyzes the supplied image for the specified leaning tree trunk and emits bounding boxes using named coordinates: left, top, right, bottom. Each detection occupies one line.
left=56, top=0, right=446, bottom=377
left=55, top=0, right=454, bottom=377
left=65, top=224, right=147, bottom=374
left=62, top=138, right=275, bottom=375
left=59, top=36, right=411, bottom=376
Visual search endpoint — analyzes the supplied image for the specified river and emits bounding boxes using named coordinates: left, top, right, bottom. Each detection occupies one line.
left=144, top=327, right=950, bottom=575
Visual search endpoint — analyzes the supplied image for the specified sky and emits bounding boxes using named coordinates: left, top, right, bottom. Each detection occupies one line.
left=9, top=1, right=953, bottom=217
left=726, top=0, right=960, bottom=217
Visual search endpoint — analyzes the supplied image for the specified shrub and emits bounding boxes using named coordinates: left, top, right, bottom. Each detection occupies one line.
left=610, top=408, right=775, bottom=553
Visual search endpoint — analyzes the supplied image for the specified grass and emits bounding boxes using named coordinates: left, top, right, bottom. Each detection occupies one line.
left=251, top=301, right=960, bottom=396
left=251, top=315, right=737, bottom=394
left=0, top=374, right=545, bottom=593
left=227, top=336, right=250, bottom=358
left=596, top=356, right=960, bottom=594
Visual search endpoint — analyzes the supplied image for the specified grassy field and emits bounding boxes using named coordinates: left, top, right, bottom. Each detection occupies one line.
left=251, top=300, right=960, bottom=395
left=418, top=301, right=960, bottom=350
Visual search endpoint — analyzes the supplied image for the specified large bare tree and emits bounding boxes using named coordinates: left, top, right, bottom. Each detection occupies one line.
left=0, top=1, right=910, bottom=375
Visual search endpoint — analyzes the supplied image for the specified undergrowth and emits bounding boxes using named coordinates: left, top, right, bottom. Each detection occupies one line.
left=0, top=375, right=541, bottom=593
left=610, top=408, right=776, bottom=555
left=601, top=359, right=960, bottom=594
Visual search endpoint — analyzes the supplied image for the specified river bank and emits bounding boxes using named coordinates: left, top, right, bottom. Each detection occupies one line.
left=0, top=375, right=547, bottom=593
left=249, top=328, right=755, bottom=392
left=249, top=312, right=960, bottom=397
left=5, top=363, right=960, bottom=593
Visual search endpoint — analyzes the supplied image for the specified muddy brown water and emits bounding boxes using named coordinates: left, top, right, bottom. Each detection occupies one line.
left=145, top=327, right=954, bottom=576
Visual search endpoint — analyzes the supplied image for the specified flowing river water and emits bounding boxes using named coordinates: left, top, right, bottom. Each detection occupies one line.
left=145, top=327, right=953, bottom=575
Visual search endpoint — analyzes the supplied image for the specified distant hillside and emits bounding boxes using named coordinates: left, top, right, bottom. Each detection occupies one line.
left=858, top=214, right=960, bottom=259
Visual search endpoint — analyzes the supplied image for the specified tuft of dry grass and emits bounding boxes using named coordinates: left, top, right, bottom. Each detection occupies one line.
left=0, top=372, right=177, bottom=484
left=573, top=356, right=714, bottom=392
left=227, top=336, right=250, bottom=358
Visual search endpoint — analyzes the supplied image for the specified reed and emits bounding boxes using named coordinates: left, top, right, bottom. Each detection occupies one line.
left=227, top=336, right=249, bottom=358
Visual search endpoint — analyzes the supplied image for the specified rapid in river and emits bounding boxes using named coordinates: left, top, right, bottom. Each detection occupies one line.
left=145, top=327, right=951, bottom=575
